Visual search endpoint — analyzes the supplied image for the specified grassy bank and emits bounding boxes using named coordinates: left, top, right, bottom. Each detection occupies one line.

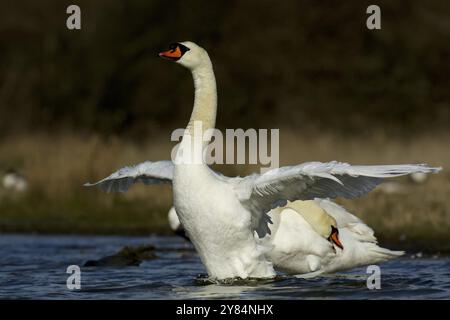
left=0, top=130, right=449, bottom=251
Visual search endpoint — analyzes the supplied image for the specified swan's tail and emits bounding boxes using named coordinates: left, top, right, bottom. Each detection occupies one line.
left=365, top=242, right=404, bottom=263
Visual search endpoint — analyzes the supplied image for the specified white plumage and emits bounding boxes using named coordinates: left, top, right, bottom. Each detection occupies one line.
left=85, top=41, right=441, bottom=280
left=84, top=161, right=173, bottom=192
left=166, top=200, right=404, bottom=276
left=267, top=199, right=404, bottom=276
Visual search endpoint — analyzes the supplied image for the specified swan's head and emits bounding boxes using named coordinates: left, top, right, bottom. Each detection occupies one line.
left=159, top=41, right=208, bottom=70
left=286, top=200, right=344, bottom=251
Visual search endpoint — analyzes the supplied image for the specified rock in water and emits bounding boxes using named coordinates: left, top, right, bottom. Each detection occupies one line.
left=84, top=244, right=157, bottom=267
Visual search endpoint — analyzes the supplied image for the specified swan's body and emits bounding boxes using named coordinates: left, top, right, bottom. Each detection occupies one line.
left=86, top=41, right=441, bottom=280
left=167, top=199, right=403, bottom=276
left=174, top=164, right=274, bottom=278
left=267, top=199, right=402, bottom=275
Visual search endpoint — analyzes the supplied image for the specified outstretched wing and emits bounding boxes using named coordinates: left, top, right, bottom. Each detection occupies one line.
left=233, top=161, right=441, bottom=237
left=84, top=160, right=174, bottom=193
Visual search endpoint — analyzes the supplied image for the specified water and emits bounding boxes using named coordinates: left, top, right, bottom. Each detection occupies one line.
left=1, top=234, right=449, bottom=299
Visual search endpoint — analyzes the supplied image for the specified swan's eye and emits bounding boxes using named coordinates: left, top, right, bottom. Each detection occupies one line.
left=177, top=43, right=190, bottom=54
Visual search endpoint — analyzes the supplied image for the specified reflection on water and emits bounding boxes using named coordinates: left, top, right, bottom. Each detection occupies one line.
left=0, top=234, right=449, bottom=299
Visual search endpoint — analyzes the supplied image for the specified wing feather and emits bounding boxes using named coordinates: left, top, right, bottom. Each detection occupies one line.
left=84, top=160, right=173, bottom=193
left=233, top=161, right=441, bottom=237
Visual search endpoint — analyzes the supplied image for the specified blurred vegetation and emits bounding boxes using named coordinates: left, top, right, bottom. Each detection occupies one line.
left=0, top=1, right=449, bottom=250
left=1, top=0, right=449, bottom=137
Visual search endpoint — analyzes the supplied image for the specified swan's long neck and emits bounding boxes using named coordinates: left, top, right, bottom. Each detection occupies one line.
left=187, top=59, right=217, bottom=136
left=178, top=56, right=217, bottom=165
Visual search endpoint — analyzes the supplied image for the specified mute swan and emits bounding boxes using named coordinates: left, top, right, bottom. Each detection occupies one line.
left=267, top=199, right=403, bottom=276
left=167, top=201, right=402, bottom=276
left=86, top=41, right=440, bottom=280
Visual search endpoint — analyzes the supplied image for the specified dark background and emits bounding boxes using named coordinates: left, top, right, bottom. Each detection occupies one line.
left=1, top=0, right=449, bottom=137
left=0, top=1, right=448, bottom=241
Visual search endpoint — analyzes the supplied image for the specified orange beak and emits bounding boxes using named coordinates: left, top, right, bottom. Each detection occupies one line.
left=159, top=46, right=182, bottom=60
left=328, top=226, right=344, bottom=250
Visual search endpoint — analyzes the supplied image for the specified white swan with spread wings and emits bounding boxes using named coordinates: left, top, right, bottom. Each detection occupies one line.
left=85, top=41, right=440, bottom=280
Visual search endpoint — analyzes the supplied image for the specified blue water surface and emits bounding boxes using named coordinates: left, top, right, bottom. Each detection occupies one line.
left=0, top=234, right=449, bottom=299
